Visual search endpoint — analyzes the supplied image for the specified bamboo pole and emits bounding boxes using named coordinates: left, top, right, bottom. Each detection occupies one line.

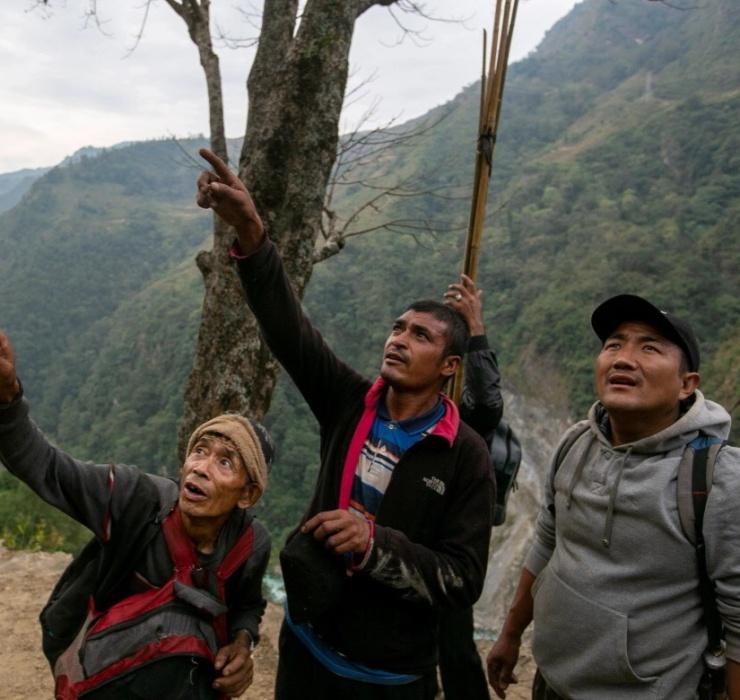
left=450, top=0, right=519, bottom=403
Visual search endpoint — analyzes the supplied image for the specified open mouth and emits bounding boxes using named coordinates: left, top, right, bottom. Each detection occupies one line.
left=184, top=481, right=207, bottom=499
left=384, top=351, right=406, bottom=364
left=608, top=374, right=637, bottom=387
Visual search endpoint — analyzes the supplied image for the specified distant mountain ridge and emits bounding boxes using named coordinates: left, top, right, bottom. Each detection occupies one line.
left=1, top=0, right=738, bottom=548
left=0, top=143, right=138, bottom=215
left=0, top=167, right=50, bottom=214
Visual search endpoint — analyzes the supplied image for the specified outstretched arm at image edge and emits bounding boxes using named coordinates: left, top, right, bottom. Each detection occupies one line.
left=0, top=332, right=20, bottom=404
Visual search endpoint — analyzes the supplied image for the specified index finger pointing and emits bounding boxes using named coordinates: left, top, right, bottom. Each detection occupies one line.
left=199, top=148, right=239, bottom=184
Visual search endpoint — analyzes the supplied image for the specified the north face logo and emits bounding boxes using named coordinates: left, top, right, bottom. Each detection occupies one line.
left=422, top=476, right=446, bottom=496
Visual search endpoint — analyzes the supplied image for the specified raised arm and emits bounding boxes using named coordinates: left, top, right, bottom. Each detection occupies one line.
left=0, top=332, right=142, bottom=539
left=0, top=332, right=21, bottom=403
left=196, top=150, right=369, bottom=425
left=444, top=274, right=485, bottom=336
left=196, top=148, right=265, bottom=255
left=444, top=275, right=504, bottom=441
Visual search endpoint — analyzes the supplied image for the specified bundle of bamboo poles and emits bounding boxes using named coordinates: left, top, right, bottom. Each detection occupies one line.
left=449, top=0, right=519, bottom=404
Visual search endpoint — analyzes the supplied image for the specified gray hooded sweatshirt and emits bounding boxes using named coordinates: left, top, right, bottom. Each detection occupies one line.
left=524, top=391, right=740, bottom=699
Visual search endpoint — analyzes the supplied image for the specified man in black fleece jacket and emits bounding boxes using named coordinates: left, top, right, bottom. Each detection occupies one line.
left=196, top=149, right=494, bottom=699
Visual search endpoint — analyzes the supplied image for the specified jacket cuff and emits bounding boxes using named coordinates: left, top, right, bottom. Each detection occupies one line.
left=523, top=540, right=551, bottom=577
left=0, top=380, right=24, bottom=410
left=467, top=335, right=490, bottom=353
left=230, top=233, right=272, bottom=262
left=349, top=519, right=375, bottom=571
left=229, top=628, right=255, bottom=651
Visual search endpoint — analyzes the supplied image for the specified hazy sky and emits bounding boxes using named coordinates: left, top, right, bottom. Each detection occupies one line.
left=2, top=0, right=580, bottom=174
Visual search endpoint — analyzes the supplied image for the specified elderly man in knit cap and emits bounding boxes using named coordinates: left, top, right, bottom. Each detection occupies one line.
left=0, top=330, right=273, bottom=700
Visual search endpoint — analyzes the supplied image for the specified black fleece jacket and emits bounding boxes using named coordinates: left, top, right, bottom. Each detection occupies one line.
left=234, top=237, right=494, bottom=674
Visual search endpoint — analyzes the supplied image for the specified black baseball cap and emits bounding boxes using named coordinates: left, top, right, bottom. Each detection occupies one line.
left=591, top=294, right=700, bottom=372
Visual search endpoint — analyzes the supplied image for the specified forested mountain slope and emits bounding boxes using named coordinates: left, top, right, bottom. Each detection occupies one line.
left=0, top=0, right=738, bottom=551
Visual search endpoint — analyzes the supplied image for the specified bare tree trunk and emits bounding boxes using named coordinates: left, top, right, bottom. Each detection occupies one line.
left=177, top=0, right=397, bottom=456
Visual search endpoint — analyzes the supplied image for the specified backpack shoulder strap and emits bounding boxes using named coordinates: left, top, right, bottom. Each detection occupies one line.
left=161, top=505, right=199, bottom=571
left=161, top=507, right=256, bottom=589
left=677, top=435, right=726, bottom=654
left=550, top=421, right=590, bottom=497
left=677, top=436, right=725, bottom=545
left=217, top=524, right=255, bottom=580
left=554, top=421, right=591, bottom=472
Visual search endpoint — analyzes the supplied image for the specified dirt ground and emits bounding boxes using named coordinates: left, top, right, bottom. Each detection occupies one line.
left=0, top=542, right=535, bottom=699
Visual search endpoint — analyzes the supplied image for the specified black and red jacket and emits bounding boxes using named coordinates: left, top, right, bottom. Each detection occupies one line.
left=234, top=237, right=494, bottom=674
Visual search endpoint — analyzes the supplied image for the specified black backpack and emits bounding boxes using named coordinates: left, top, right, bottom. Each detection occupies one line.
left=489, top=417, right=523, bottom=526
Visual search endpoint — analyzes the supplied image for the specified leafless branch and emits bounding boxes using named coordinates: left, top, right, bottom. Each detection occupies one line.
left=316, top=138, right=471, bottom=264
left=333, top=105, right=455, bottom=188
left=123, top=0, right=154, bottom=56
left=354, top=0, right=477, bottom=49
left=31, top=0, right=112, bottom=33
left=211, top=2, right=261, bottom=50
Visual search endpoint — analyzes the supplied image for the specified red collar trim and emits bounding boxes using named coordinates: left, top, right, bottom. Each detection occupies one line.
left=337, top=378, right=459, bottom=509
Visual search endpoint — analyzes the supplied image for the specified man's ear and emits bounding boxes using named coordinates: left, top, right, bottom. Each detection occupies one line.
left=440, top=354, right=461, bottom=379
left=238, top=483, right=263, bottom=510
left=679, top=371, right=701, bottom=401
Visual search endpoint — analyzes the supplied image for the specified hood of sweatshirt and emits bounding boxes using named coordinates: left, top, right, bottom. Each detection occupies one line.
left=588, top=389, right=730, bottom=454
left=570, top=390, right=731, bottom=549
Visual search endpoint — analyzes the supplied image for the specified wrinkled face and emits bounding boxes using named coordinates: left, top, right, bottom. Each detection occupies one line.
left=380, top=310, right=459, bottom=392
left=595, top=321, right=698, bottom=422
left=179, top=434, right=259, bottom=525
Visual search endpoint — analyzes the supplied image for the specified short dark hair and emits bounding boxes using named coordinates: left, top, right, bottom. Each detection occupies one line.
left=403, top=299, right=470, bottom=358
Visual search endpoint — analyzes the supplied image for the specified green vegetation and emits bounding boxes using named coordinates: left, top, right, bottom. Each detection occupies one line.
left=1, top=0, right=739, bottom=554
left=0, top=471, right=88, bottom=552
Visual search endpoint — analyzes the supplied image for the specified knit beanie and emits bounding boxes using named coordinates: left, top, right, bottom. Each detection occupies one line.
left=186, top=413, right=274, bottom=492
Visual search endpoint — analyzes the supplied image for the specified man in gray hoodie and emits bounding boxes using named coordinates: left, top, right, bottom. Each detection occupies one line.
left=486, top=294, right=740, bottom=700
